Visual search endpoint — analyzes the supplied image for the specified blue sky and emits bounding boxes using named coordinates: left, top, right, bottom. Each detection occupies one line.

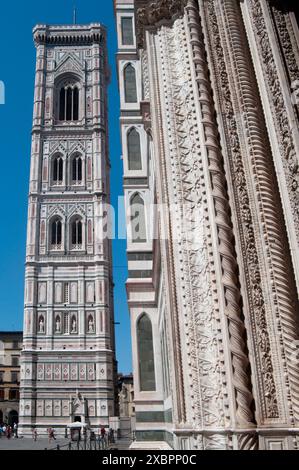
left=0, top=0, right=132, bottom=373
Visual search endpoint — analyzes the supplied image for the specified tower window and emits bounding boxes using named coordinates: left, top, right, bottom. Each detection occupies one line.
left=121, top=17, right=134, bottom=46
left=72, top=155, right=83, bottom=184
left=127, top=128, right=142, bottom=170
left=130, top=193, right=146, bottom=243
left=124, top=64, right=137, bottom=103
left=59, top=85, right=79, bottom=121
left=137, top=313, right=156, bottom=392
left=51, top=218, right=62, bottom=247
left=71, top=218, right=83, bottom=248
left=53, top=156, right=63, bottom=185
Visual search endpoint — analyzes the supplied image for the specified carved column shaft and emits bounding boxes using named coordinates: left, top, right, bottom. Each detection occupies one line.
left=199, top=0, right=279, bottom=425
left=201, top=0, right=299, bottom=425
left=185, top=0, right=256, bottom=431
left=241, top=0, right=299, bottom=292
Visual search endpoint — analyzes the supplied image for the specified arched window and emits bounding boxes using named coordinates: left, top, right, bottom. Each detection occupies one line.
left=127, top=128, right=142, bottom=171
left=72, top=155, right=83, bottom=184
left=53, top=156, right=63, bottom=184
left=71, top=218, right=83, bottom=248
left=59, top=84, right=79, bottom=121
left=130, top=194, right=146, bottom=243
left=51, top=218, right=62, bottom=247
left=124, top=64, right=137, bottom=103
left=137, top=314, right=156, bottom=391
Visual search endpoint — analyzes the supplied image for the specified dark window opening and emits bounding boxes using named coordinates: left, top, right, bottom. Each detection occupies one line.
left=72, top=156, right=83, bottom=183
left=137, top=314, right=156, bottom=391
left=124, top=64, right=137, bottom=103
left=121, top=17, right=134, bottom=46
left=59, top=85, right=79, bottom=121
left=53, top=157, right=63, bottom=184
left=51, top=219, right=62, bottom=246
left=71, top=219, right=83, bottom=247
left=127, top=128, right=142, bottom=170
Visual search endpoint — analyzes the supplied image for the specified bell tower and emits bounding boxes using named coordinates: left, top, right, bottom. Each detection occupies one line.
left=19, top=23, right=116, bottom=435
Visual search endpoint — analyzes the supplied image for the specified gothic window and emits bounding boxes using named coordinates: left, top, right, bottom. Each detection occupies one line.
left=59, top=84, right=79, bottom=121
left=137, top=314, right=156, bottom=391
left=72, top=155, right=83, bottom=184
left=121, top=17, right=134, bottom=45
left=130, top=193, right=146, bottom=243
left=52, top=155, right=63, bottom=185
left=71, top=218, right=83, bottom=249
left=124, top=64, right=137, bottom=103
left=127, top=128, right=142, bottom=170
left=50, top=218, right=62, bottom=248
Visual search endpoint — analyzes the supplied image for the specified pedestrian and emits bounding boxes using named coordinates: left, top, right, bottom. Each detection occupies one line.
left=6, top=425, right=12, bottom=439
left=50, top=428, right=56, bottom=441
left=32, top=428, right=38, bottom=441
left=13, top=422, right=18, bottom=438
left=100, top=426, right=106, bottom=441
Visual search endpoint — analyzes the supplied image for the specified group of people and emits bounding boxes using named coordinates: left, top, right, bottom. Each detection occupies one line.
left=31, top=427, right=56, bottom=443
left=98, top=426, right=114, bottom=444
left=0, top=423, right=18, bottom=438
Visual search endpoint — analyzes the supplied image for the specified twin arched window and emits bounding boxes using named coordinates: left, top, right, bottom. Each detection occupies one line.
left=59, top=85, right=79, bottom=121
left=124, top=64, right=137, bottom=103
left=137, top=314, right=156, bottom=391
left=127, top=128, right=142, bottom=171
left=50, top=217, right=83, bottom=250
left=130, top=193, right=147, bottom=243
left=51, top=154, right=83, bottom=186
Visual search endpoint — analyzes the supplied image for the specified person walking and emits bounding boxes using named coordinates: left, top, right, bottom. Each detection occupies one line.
left=13, top=423, right=18, bottom=438
left=32, top=428, right=38, bottom=441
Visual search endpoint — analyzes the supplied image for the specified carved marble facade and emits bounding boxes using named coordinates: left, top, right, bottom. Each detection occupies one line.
left=19, top=23, right=116, bottom=435
left=115, top=0, right=299, bottom=450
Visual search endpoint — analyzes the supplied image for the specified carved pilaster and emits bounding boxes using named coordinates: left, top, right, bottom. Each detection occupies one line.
left=241, top=0, right=299, bottom=292
left=185, top=0, right=256, bottom=431
left=205, top=0, right=299, bottom=425
left=200, top=0, right=280, bottom=423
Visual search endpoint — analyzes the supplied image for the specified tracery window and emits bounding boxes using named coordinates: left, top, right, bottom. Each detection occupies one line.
left=50, top=218, right=62, bottom=248
left=59, top=84, right=79, bottom=121
left=52, top=155, right=63, bottom=185
left=71, top=218, right=83, bottom=249
left=72, top=155, right=83, bottom=184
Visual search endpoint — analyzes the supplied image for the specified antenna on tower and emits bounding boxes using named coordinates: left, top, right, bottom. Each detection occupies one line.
left=73, top=3, right=77, bottom=24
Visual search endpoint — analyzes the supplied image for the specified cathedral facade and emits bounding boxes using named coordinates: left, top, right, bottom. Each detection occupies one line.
left=115, top=0, right=299, bottom=450
left=19, top=23, right=116, bottom=435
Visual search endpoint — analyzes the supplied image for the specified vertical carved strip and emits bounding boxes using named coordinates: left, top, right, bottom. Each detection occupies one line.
left=243, top=0, right=299, bottom=286
left=186, top=0, right=256, bottom=429
left=201, top=0, right=279, bottom=421
left=223, top=0, right=299, bottom=424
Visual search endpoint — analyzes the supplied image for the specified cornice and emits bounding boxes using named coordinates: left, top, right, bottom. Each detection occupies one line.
left=33, top=23, right=106, bottom=47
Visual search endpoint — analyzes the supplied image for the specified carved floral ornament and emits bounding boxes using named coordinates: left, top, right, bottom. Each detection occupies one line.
left=136, top=0, right=188, bottom=47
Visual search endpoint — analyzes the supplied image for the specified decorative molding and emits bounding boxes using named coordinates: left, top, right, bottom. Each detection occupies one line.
left=136, top=0, right=187, bottom=47
left=243, top=0, right=299, bottom=425
left=185, top=0, right=256, bottom=430
left=201, top=0, right=279, bottom=422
